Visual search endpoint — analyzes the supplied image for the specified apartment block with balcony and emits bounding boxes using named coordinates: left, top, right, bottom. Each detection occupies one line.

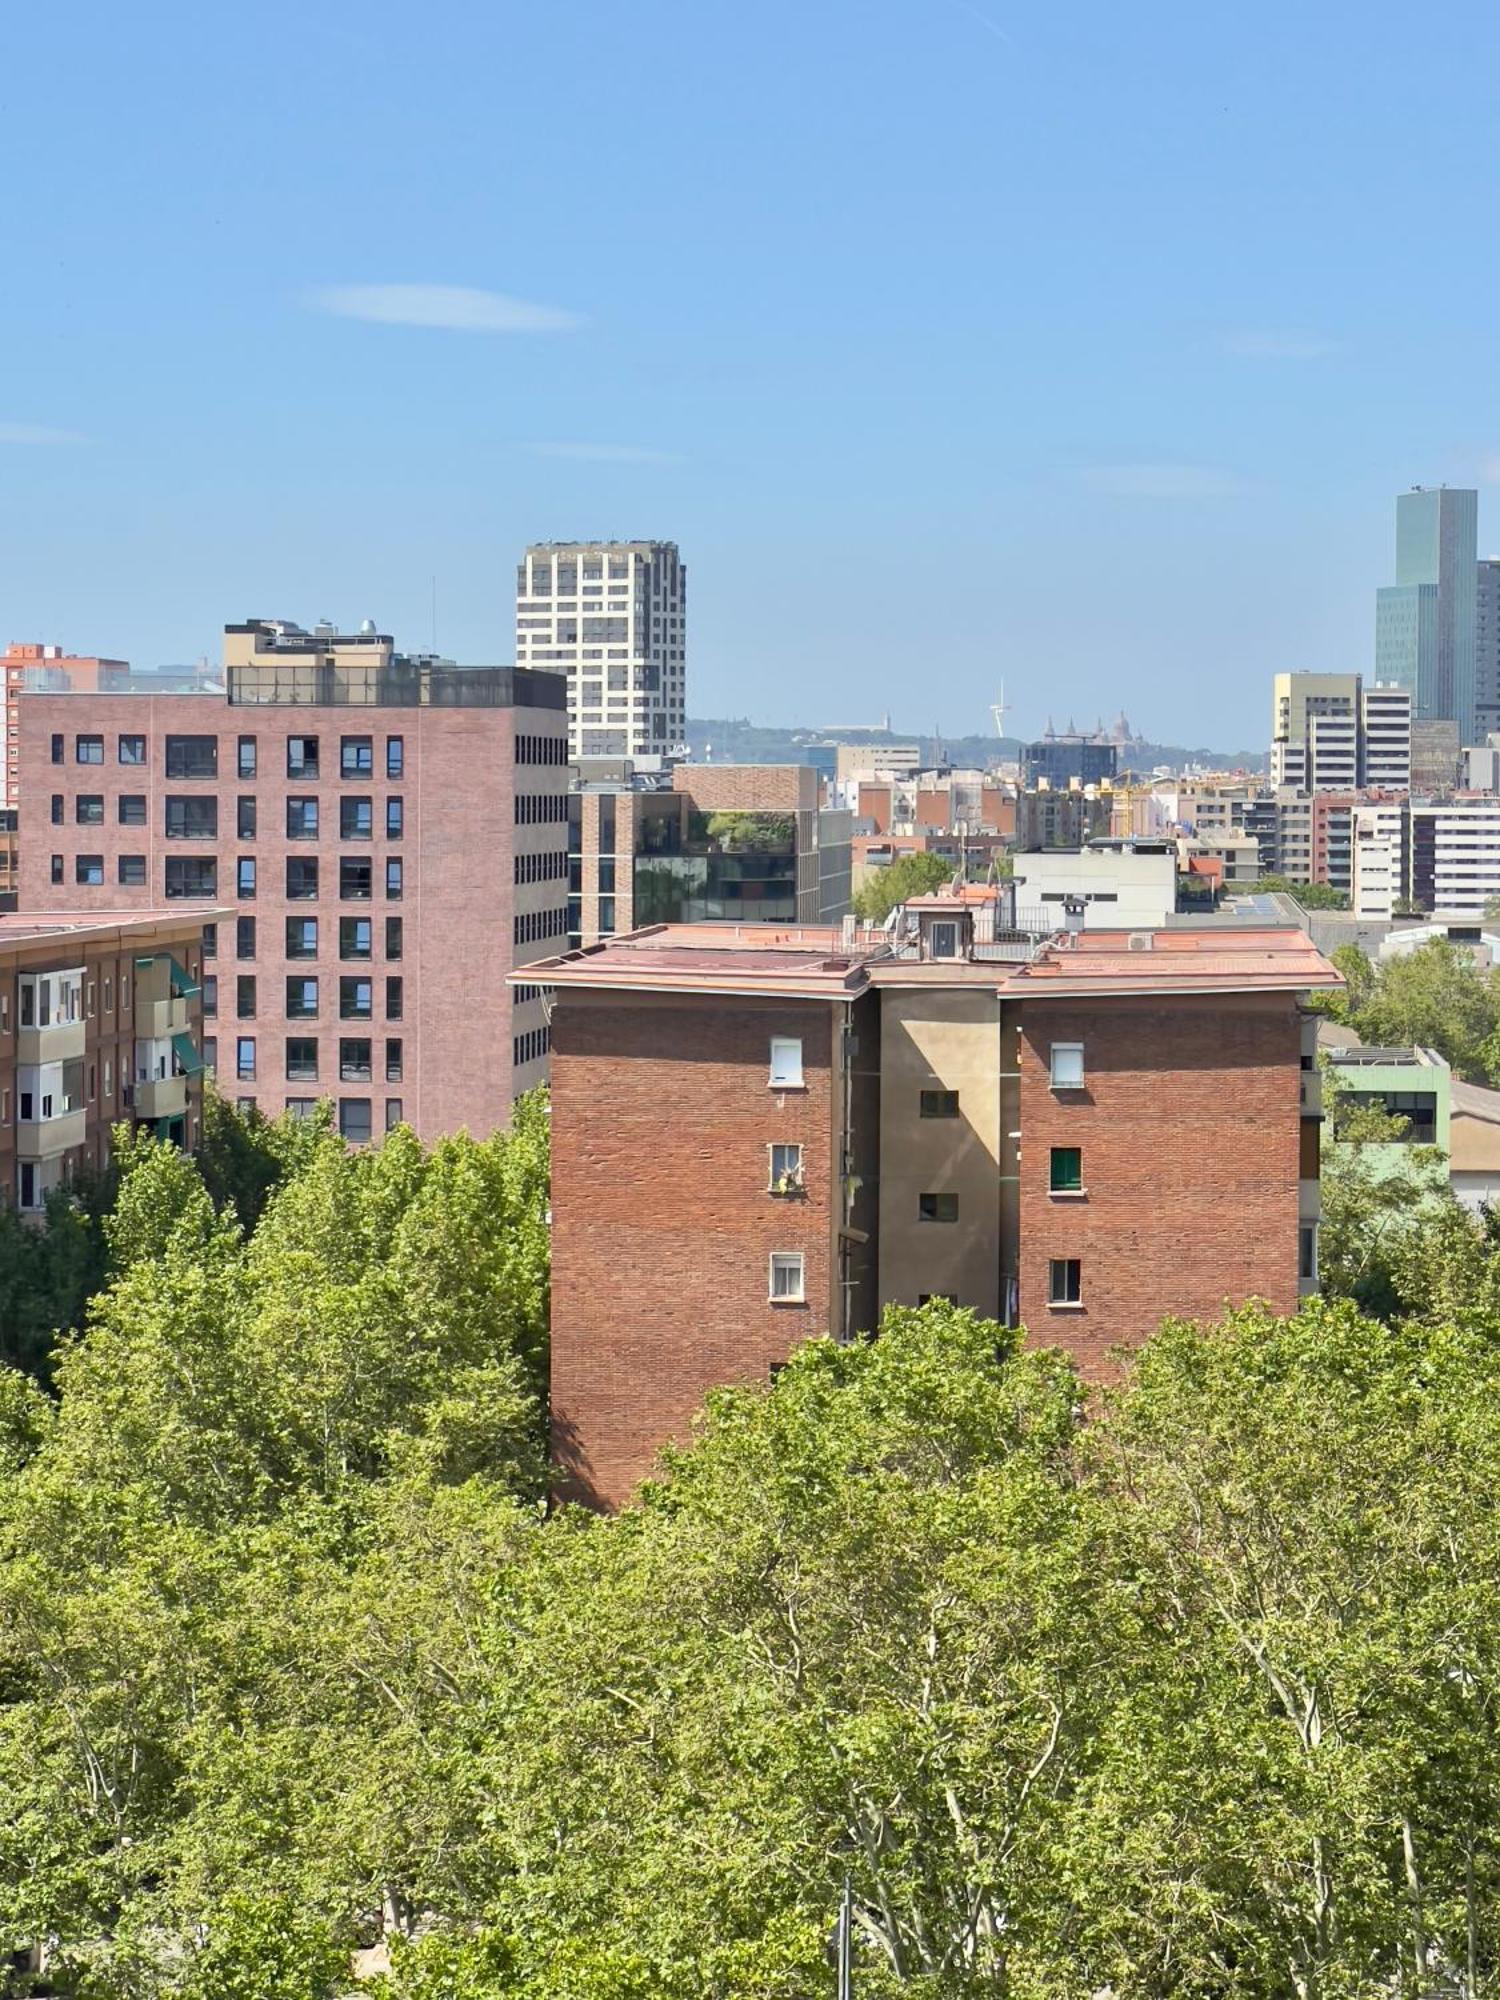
left=16, top=621, right=568, bottom=1140
left=529, top=915, right=1339, bottom=1506
left=0, top=911, right=209, bottom=1212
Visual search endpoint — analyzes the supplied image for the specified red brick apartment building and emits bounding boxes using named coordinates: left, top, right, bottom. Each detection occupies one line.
left=17, top=622, right=568, bottom=1142
left=529, top=907, right=1339, bottom=1506
left=0, top=911, right=209, bottom=1211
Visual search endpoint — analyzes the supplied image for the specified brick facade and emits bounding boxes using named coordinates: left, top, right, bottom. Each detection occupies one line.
left=1016, top=994, right=1303, bottom=1376
left=549, top=992, right=839, bottom=1508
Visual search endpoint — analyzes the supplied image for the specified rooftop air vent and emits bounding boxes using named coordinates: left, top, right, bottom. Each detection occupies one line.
left=1127, top=931, right=1155, bottom=952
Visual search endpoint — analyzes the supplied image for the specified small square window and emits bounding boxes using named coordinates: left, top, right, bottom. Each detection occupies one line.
left=339, top=917, right=372, bottom=960
left=769, top=1251, right=805, bottom=1302
left=287, top=736, right=319, bottom=779
left=340, top=857, right=372, bottom=900
left=1049, top=1146, right=1083, bottom=1193
left=286, top=1037, right=318, bottom=1082
left=340, top=796, right=373, bottom=840
left=339, top=1097, right=372, bottom=1144
left=339, top=1036, right=372, bottom=1081
left=919, top=1089, right=959, bottom=1118
left=75, top=854, right=104, bottom=885
left=75, top=734, right=104, bottom=765
left=1049, top=1043, right=1085, bottom=1089
left=769, top=1036, right=803, bottom=1088
left=340, top=736, right=373, bottom=778
left=118, top=794, right=147, bottom=826
left=118, top=854, right=147, bottom=886
left=286, top=916, right=318, bottom=959
left=285, top=977, right=318, bottom=1020
left=76, top=795, right=104, bottom=825
left=118, top=733, right=146, bottom=765
left=287, top=857, right=319, bottom=900
left=339, top=976, right=372, bottom=1020
left=287, top=797, right=319, bottom=839
left=918, top=1191, right=959, bottom=1223
left=1048, top=1258, right=1082, bottom=1306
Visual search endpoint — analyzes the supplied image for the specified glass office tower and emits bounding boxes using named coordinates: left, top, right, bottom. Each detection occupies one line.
left=1375, top=486, right=1478, bottom=741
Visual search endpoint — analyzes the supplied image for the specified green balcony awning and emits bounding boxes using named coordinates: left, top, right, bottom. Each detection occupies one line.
left=171, top=1032, right=205, bottom=1076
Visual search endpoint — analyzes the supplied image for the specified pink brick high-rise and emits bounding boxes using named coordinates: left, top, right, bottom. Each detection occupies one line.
left=18, top=621, right=567, bottom=1141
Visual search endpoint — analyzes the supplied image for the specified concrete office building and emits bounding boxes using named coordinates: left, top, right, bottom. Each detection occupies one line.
left=1411, top=719, right=1462, bottom=792
left=17, top=620, right=568, bottom=1141
left=1021, top=727, right=1118, bottom=790
left=568, top=763, right=851, bottom=947
left=515, top=542, right=685, bottom=761
left=0, top=911, right=209, bottom=1211
left=532, top=917, right=1339, bottom=1506
left=1478, top=557, right=1500, bottom=740
left=1375, top=486, right=1478, bottom=740
left=1009, top=840, right=1180, bottom=928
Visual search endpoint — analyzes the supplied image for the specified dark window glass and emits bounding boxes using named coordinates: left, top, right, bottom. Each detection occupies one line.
left=49, top=795, right=63, bottom=825
left=237, top=796, right=257, bottom=838
left=236, top=915, right=256, bottom=959
left=164, top=734, right=217, bottom=778
left=386, top=735, right=404, bottom=778
left=340, top=735, right=373, bottom=778
left=118, top=854, right=146, bottom=886
left=385, top=797, right=404, bottom=839
left=385, top=976, right=403, bottom=1021
left=385, top=916, right=403, bottom=959
left=918, top=1191, right=959, bottom=1223
left=339, top=977, right=372, bottom=1020
left=385, top=1099, right=403, bottom=1133
left=286, top=857, right=319, bottom=900
left=286, top=917, right=318, bottom=959
left=286, top=1037, right=318, bottom=1082
left=1048, top=1258, right=1082, bottom=1305
left=339, top=1037, right=372, bottom=1081
left=201, top=922, right=218, bottom=959
left=385, top=1037, right=403, bottom=1082
left=339, top=857, right=372, bottom=900
left=118, top=734, right=146, bottom=765
left=164, top=795, right=217, bottom=838
left=339, top=1098, right=372, bottom=1144
left=75, top=734, right=104, bottom=764
left=202, top=974, right=218, bottom=1017
left=1049, top=1146, right=1083, bottom=1192
left=237, top=857, right=256, bottom=900
left=287, top=736, right=319, bottom=779
left=340, top=796, right=373, bottom=840
left=74, top=855, right=104, bottom=885
left=286, top=797, right=319, bottom=839
left=339, top=917, right=372, bottom=960
left=50, top=855, right=63, bottom=884
left=285, top=977, right=318, bottom=1020
left=118, top=794, right=146, bottom=826
left=236, top=1036, right=256, bottom=1081
left=237, top=735, right=257, bottom=778
left=385, top=857, right=403, bottom=900
left=164, top=855, right=217, bottom=898
left=236, top=975, right=257, bottom=1018
left=50, top=734, right=64, bottom=765
left=920, top=1089, right=960, bottom=1118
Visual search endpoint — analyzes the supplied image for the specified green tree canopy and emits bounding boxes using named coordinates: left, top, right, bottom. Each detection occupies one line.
left=851, top=850, right=957, bottom=923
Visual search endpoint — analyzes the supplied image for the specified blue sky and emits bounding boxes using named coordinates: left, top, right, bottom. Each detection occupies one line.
left=4, top=0, right=1499, bottom=748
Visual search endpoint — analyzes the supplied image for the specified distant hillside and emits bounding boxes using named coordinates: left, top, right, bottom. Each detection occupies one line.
left=685, top=718, right=1268, bottom=776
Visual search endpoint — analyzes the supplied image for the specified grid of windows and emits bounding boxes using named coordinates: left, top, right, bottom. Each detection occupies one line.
left=515, top=851, right=567, bottom=884
left=513, top=1026, right=551, bottom=1067
left=514, top=908, right=568, bottom=945
left=515, top=794, right=568, bottom=824
left=515, top=734, right=567, bottom=764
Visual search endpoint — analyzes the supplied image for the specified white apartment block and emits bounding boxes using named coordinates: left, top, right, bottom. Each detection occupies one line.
left=1270, top=671, right=1412, bottom=793
left=1360, top=682, right=1413, bottom=789
left=515, top=541, right=685, bottom=761
left=1411, top=800, right=1500, bottom=918
left=1352, top=804, right=1407, bottom=919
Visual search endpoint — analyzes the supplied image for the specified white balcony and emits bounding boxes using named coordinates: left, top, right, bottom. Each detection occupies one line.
left=16, top=1018, right=86, bottom=1065
left=139, top=995, right=190, bottom=1040
left=134, top=1075, right=188, bottom=1121
left=16, top=1107, right=87, bottom=1161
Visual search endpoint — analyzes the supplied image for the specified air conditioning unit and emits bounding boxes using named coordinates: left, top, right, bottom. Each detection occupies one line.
left=1127, top=931, right=1155, bottom=952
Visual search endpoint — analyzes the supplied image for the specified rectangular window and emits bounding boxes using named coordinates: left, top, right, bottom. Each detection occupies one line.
left=237, top=796, right=257, bottom=839
left=202, top=974, right=218, bottom=1018
left=340, top=736, right=373, bottom=778
left=1050, top=1146, right=1083, bottom=1193
left=50, top=733, right=64, bottom=765
left=236, top=1035, right=256, bottom=1081
left=285, top=977, right=318, bottom=1020
left=385, top=858, right=403, bottom=900
left=75, top=794, right=104, bottom=825
left=919, top=1192, right=959, bottom=1223
left=340, top=796, right=373, bottom=840
left=164, top=734, right=217, bottom=778
left=384, top=916, right=403, bottom=959
left=118, top=794, right=146, bottom=825
left=201, top=923, right=217, bottom=960
left=286, top=1037, right=318, bottom=1082
left=75, top=734, right=104, bottom=764
left=1048, top=1258, right=1082, bottom=1306
left=164, top=795, right=217, bottom=839
left=237, top=735, right=257, bottom=779
left=286, top=857, right=319, bottom=900
left=164, top=855, right=217, bottom=899
left=385, top=976, right=403, bottom=1021
left=769, top=1036, right=804, bottom=1088
left=339, top=917, right=372, bottom=960
left=339, top=1098, right=373, bottom=1144
left=385, top=797, right=404, bottom=840
left=286, top=916, right=318, bottom=959
left=769, top=1251, right=805, bottom=1302
left=385, top=1037, right=403, bottom=1082
left=919, top=1089, right=959, bottom=1118
left=118, top=854, right=147, bottom=886
left=236, top=975, right=256, bottom=1018
left=339, top=977, right=372, bottom=1020
left=340, top=857, right=372, bottom=900
left=386, top=735, right=404, bottom=778
left=769, top=1142, right=803, bottom=1191
left=118, top=733, right=146, bottom=765
left=339, top=1037, right=372, bottom=1081
left=74, top=854, right=104, bottom=885
left=385, top=1098, right=403, bottom=1133
left=285, top=1097, right=317, bottom=1120
left=287, top=736, right=319, bottom=779
left=50, top=794, right=63, bottom=825
left=236, top=915, right=256, bottom=959
left=286, top=797, right=319, bottom=839
left=237, top=857, right=257, bottom=900
left=1049, top=1043, right=1085, bottom=1089
left=1299, top=1222, right=1319, bottom=1283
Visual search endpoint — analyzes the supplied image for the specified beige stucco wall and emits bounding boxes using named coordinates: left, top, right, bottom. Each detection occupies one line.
left=877, top=989, right=1002, bottom=1316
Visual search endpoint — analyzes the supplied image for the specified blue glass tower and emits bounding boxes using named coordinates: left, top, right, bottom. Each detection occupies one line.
left=1374, top=486, right=1478, bottom=740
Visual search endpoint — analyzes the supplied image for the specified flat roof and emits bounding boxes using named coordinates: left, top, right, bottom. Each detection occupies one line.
left=0, top=908, right=221, bottom=957
left=520, top=920, right=1342, bottom=1003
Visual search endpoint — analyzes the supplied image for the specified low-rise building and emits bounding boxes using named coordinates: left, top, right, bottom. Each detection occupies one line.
left=532, top=916, right=1339, bottom=1506
left=1008, top=839, right=1179, bottom=928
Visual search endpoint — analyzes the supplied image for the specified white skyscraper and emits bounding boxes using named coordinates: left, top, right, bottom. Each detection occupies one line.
left=515, top=541, right=686, bottom=760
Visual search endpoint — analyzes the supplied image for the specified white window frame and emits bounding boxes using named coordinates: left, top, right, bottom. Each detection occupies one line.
left=1048, top=1257, right=1082, bottom=1306
left=768, top=1142, right=804, bottom=1192
left=769, top=1036, right=804, bottom=1089
left=769, top=1250, right=805, bottom=1302
left=929, top=919, right=959, bottom=959
left=1049, top=1042, right=1085, bottom=1090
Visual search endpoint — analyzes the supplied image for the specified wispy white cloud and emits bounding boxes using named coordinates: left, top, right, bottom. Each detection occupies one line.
left=1079, top=462, right=1245, bottom=500
left=0, top=421, right=87, bottom=445
left=526, top=442, right=683, bottom=465
left=1222, top=329, right=1340, bottom=360
left=310, top=284, right=584, bottom=333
